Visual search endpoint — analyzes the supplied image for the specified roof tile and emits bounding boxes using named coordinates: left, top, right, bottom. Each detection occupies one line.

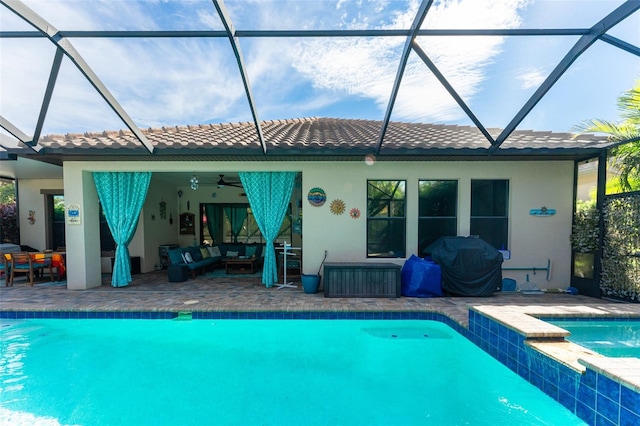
left=28, top=117, right=610, bottom=157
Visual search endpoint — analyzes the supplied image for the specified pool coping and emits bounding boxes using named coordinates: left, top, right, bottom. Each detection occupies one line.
left=471, top=305, right=640, bottom=393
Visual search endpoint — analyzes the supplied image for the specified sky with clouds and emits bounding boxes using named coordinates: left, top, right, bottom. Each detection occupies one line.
left=0, top=0, right=638, bottom=143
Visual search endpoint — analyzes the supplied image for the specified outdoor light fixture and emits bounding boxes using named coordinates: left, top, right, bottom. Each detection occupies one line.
left=190, top=174, right=199, bottom=190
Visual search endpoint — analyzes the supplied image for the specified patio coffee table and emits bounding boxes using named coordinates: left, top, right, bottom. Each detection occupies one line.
left=224, top=257, right=259, bottom=274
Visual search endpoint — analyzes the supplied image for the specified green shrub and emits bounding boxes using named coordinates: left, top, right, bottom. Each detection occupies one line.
left=0, top=202, right=18, bottom=243
left=570, top=199, right=599, bottom=253
left=601, top=194, right=640, bottom=301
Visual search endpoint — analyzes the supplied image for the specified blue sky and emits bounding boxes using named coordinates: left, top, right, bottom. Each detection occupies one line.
left=0, top=0, right=638, bottom=144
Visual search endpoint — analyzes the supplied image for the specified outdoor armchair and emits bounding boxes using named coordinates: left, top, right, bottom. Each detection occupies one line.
left=0, top=252, right=9, bottom=286
left=9, top=251, right=54, bottom=286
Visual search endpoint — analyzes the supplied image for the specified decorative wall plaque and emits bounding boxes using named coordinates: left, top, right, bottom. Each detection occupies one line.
left=308, top=187, right=327, bottom=207
left=330, top=199, right=345, bottom=215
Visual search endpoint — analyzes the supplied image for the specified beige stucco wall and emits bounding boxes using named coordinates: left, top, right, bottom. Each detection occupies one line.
left=59, top=160, right=573, bottom=290
left=16, top=178, right=63, bottom=251
left=141, top=176, right=178, bottom=271
left=302, top=160, right=573, bottom=290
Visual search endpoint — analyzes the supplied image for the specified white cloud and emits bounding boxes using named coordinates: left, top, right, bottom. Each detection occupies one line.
left=0, top=0, right=529, bottom=137
left=2, top=1, right=252, bottom=134
left=288, top=0, right=528, bottom=122
left=517, top=69, right=546, bottom=90
left=0, top=39, right=56, bottom=134
left=2, top=0, right=634, bottom=138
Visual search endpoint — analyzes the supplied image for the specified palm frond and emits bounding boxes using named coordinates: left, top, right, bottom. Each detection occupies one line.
left=573, top=81, right=640, bottom=192
left=572, top=119, right=627, bottom=140
left=618, top=81, right=640, bottom=123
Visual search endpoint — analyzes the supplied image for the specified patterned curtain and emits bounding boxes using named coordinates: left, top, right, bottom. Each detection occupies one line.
left=239, top=172, right=295, bottom=287
left=204, top=204, right=221, bottom=244
left=223, top=206, right=248, bottom=243
left=94, top=172, right=152, bottom=287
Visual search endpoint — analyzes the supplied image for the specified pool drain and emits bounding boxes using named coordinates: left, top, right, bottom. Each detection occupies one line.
left=390, top=334, right=428, bottom=338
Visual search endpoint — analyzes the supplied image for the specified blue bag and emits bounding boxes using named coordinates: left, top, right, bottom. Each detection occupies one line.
left=401, top=254, right=443, bottom=298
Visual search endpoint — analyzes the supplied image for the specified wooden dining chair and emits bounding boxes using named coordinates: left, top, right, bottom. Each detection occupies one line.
left=9, top=252, right=53, bottom=286
left=0, top=252, right=9, bottom=287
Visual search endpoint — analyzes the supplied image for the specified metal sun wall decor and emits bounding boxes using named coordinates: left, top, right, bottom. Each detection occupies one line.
left=307, top=187, right=327, bottom=207
left=330, top=199, right=345, bottom=215
left=349, top=208, right=361, bottom=219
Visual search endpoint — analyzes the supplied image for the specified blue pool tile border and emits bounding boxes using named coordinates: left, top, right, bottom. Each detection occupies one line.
left=0, top=310, right=469, bottom=346
left=0, top=310, right=178, bottom=320
left=0, top=310, right=464, bottom=333
left=468, top=310, right=640, bottom=426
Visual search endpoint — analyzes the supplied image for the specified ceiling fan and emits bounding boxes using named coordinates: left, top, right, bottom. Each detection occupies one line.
left=216, top=174, right=243, bottom=188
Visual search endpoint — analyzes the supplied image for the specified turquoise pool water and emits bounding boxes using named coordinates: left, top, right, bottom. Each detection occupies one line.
left=0, top=319, right=584, bottom=425
left=547, top=319, right=640, bottom=358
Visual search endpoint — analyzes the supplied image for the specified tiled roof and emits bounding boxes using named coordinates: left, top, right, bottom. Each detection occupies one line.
left=34, top=117, right=609, bottom=158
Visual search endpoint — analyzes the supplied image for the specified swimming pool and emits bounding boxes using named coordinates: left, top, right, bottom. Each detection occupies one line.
left=545, top=318, right=640, bottom=358
left=0, top=318, right=583, bottom=425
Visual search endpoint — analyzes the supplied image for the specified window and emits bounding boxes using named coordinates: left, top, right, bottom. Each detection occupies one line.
left=200, top=203, right=292, bottom=245
left=418, top=180, right=457, bottom=255
left=41, top=189, right=65, bottom=250
left=367, top=180, right=406, bottom=258
left=470, top=179, right=509, bottom=249
left=572, top=159, right=598, bottom=279
left=48, top=194, right=65, bottom=250
left=99, top=203, right=116, bottom=252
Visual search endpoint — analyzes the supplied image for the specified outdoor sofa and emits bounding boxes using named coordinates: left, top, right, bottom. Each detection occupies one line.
left=167, top=243, right=265, bottom=280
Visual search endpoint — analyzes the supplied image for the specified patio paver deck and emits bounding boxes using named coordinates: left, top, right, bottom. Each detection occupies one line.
left=2, top=270, right=639, bottom=326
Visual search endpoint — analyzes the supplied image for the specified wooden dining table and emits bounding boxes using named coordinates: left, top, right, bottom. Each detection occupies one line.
left=3, top=251, right=66, bottom=281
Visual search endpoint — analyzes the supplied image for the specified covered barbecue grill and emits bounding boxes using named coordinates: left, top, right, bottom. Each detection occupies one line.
left=424, top=236, right=503, bottom=296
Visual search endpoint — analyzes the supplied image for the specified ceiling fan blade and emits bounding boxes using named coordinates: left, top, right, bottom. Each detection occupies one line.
left=217, top=174, right=242, bottom=188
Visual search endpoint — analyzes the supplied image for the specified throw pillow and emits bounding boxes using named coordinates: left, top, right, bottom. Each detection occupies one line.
left=168, top=249, right=184, bottom=265
left=208, top=246, right=222, bottom=257
left=245, top=245, right=257, bottom=258
left=182, top=252, right=194, bottom=264
left=200, top=247, right=210, bottom=259
left=187, top=246, right=202, bottom=261
left=226, top=250, right=239, bottom=258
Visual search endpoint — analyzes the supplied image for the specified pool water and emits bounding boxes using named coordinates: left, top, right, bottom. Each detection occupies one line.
left=546, top=319, right=640, bottom=358
left=0, top=319, right=584, bottom=425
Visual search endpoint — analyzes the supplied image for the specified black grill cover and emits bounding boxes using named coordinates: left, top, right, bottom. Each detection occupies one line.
left=424, top=237, right=503, bottom=296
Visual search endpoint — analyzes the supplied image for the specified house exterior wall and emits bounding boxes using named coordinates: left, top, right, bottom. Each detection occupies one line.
left=302, top=160, right=573, bottom=290
left=61, top=168, right=101, bottom=289
left=60, top=160, right=573, bottom=291
left=16, top=178, right=63, bottom=251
